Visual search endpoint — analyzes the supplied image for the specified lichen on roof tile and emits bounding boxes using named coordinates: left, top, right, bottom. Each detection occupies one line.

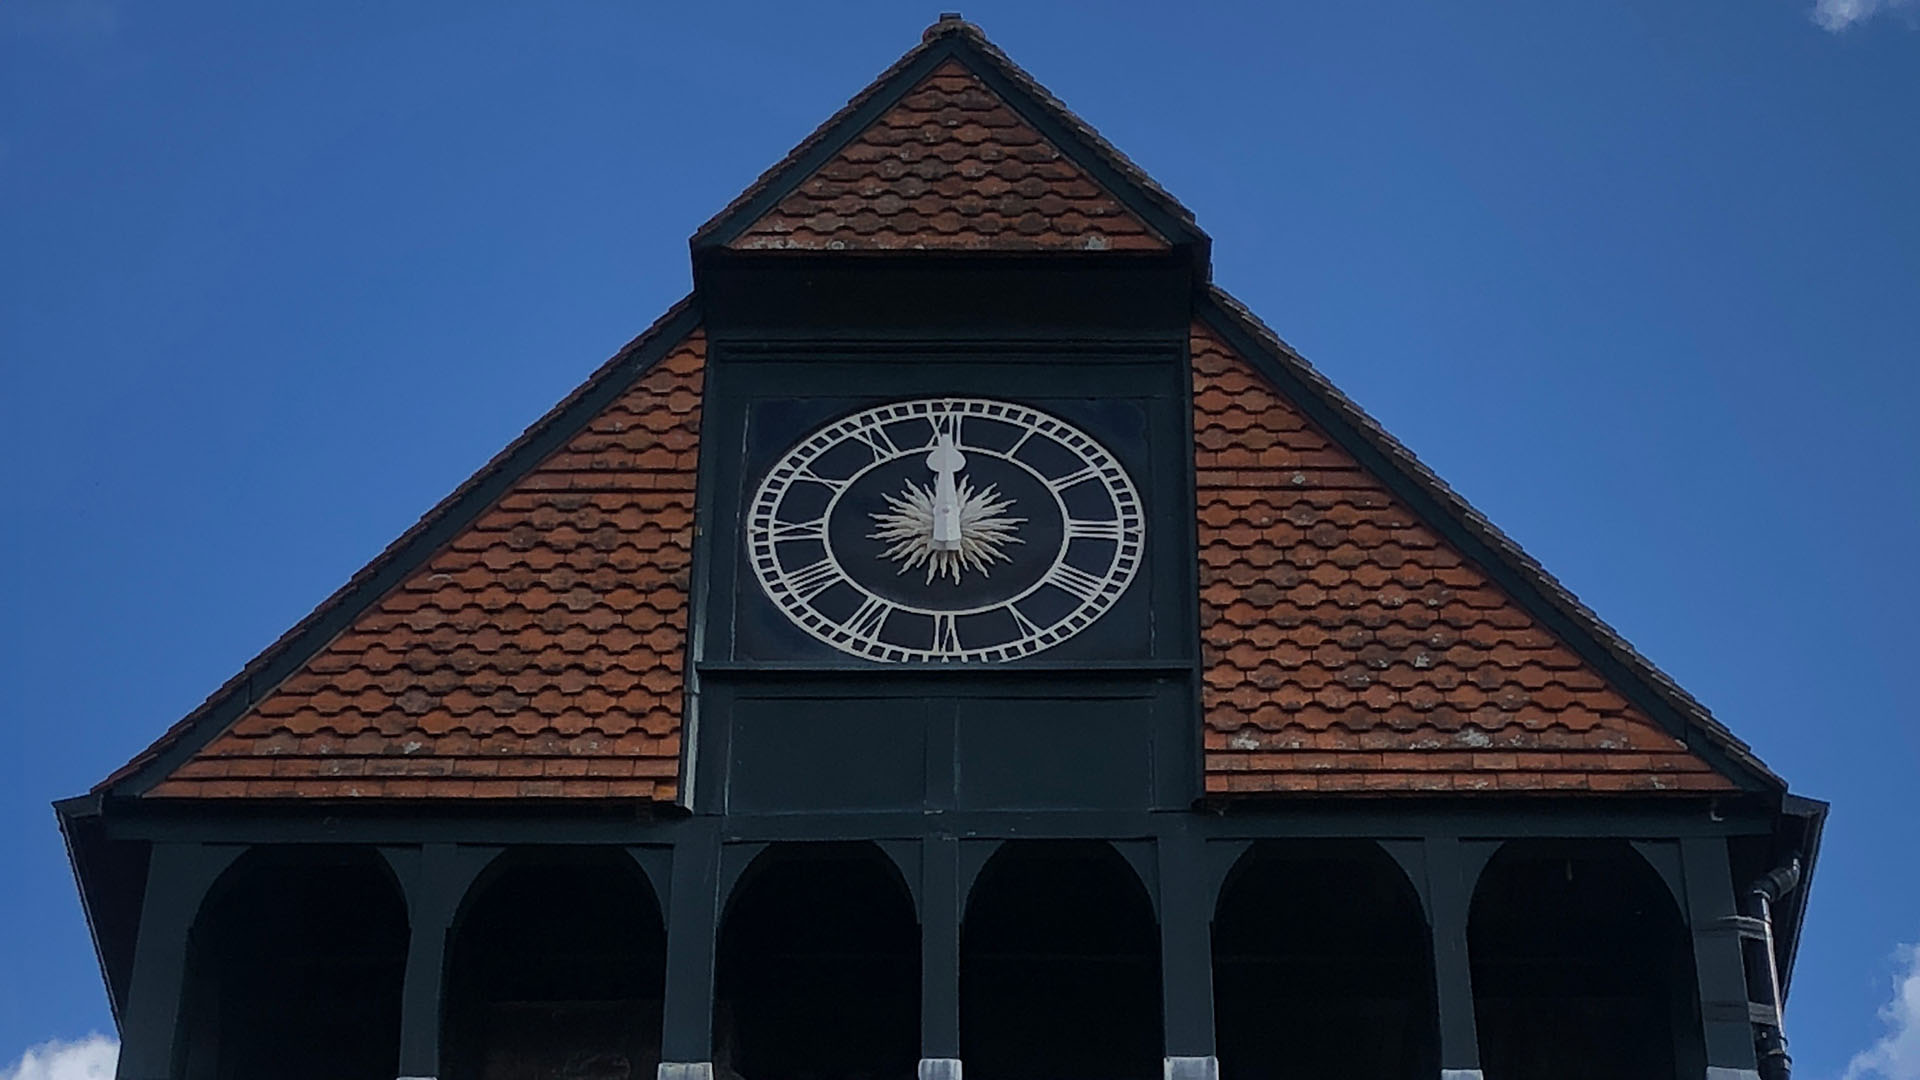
left=145, top=331, right=707, bottom=800
left=1190, top=321, right=1735, bottom=797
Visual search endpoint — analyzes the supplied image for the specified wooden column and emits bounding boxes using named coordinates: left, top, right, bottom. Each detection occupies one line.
left=1423, top=837, right=1491, bottom=1080
left=920, top=835, right=962, bottom=1080
left=1158, top=830, right=1217, bottom=1080
left=116, top=843, right=243, bottom=1080
left=1682, top=837, right=1763, bottom=1080
left=658, top=825, right=722, bottom=1080
left=382, top=844, right=496, bottom=1080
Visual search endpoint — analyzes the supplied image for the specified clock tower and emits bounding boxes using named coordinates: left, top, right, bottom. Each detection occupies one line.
left=63, top=16, right=1822, bottom=1080
left=689, top=186, right=1204, bottom=809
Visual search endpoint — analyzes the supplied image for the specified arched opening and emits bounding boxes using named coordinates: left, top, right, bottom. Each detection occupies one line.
left=1469, top=840, right=1704, bottom=1080
left=179, top=847, right=407, bottom=1080
left=961, top=840, right=1161, bottom=1080
left=715, top=842, right=920, bottom=1080
left=1211, top=840, right=1437, bottom=1080
left=443, top=848, right=667, bottom=1080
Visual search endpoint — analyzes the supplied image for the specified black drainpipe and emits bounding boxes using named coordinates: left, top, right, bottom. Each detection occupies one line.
left=1742, top=857, right=1802, bottom=1080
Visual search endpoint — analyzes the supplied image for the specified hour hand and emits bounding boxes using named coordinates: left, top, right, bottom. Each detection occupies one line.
left=926, top=432, right=966, bottom=550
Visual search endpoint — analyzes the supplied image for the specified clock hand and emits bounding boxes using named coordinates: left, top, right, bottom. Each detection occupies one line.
left=926, top=430, right=966, bottom=551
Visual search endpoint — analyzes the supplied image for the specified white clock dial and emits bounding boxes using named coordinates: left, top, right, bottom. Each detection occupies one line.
left=746, top=398, right=1145, bottom=663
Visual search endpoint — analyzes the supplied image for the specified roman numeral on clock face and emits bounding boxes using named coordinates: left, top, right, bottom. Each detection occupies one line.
left=767, top=517, right=826, bottom=543
left=1046, top=465, right=1100, bottom=493
left=1006, top=604, right=1045, bottom=638
left=796, top=465, right=850, bottom=494
left=1043, top=561, right=1110, bottom=603
left=933, top=613, right=962, bottom=655
left=783, top=558, right=843, bottom=602
left=846, top=595, right=894, bottom=639
left=929, top=411, right=962, bottom=444
left=1066, top=518, right=1124, bottom=541
left=849, top=422, right=901, bottom=458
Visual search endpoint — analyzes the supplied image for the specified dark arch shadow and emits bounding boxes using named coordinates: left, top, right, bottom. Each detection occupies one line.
left=1211, top=839, right=1438, bottom=1080
left=715, top=841, right=921, bottom=1080
left=443, top=846, right=667, bottom=1080
left=179, top=846, right=408, bottom=1080
left=1469, top=839, right=1705, bottom=1080
left=961, top=839, right=1162, bottom=1080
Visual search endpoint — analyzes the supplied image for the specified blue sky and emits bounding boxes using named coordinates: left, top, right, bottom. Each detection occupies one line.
left=2, top=1, right=1916, bottom=1076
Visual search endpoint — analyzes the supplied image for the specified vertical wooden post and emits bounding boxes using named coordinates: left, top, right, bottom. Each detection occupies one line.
left=920, top=835, right=962, bottom=1080
left=1682, top=837, right=1763, bottom=1080
left=116, top=843, right=242, bottom=1080
left=1158, top=829, right=1216, bottom=1080
left=659, top=824, right=721, bottom=1080
left=1423, top=837, right=1491, bottom=1080
left=384, top=844, right=495, bottom=1080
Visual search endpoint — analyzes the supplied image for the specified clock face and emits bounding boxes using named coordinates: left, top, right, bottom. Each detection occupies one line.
left=746, top=398, right=1145, bottom=662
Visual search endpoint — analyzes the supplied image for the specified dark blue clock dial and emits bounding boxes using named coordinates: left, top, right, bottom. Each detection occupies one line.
left=746, top=398, right=1143, bottom=663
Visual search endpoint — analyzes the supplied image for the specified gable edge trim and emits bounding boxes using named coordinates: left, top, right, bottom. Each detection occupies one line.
left=101, top=298, right=704, bottom=800
left=1195, top=288, right=1782, bottom=795
left=691, top=42, right=958, bottom=251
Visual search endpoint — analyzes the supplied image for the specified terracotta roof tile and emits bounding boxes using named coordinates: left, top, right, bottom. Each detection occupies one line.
left=1202, top=288, right=1776, bottom=791
left=694, top=18, right=1198, bottom=252
left=1192, top=321, right=1736, bottom=797
left=145, top=331, right=705, bottom=800
left=93, top=22, right=1779, bottom=812
left=731, top=60, right=1164, bottom=253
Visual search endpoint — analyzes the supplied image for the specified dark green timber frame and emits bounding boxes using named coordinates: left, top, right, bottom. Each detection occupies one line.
left=58, top=21, right=1827, bottom=1080
left=58, top=256, right=1830, bottom=1078
left=62, top=795, right=1824, bottom=1080
left=58, top=258, right=1830, bottom=1079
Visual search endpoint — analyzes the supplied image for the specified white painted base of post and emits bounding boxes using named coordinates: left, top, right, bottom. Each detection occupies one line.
left=1165, top=1056, right=1218, bottom=1080
left=659, top=1064, right=715, bottom=1080
left=920, top=1058, right=962, bottom=1080
left=1439, top=1071, right=1484, bottom=1080
left=1705, top=1070, right=1762, bottom=1080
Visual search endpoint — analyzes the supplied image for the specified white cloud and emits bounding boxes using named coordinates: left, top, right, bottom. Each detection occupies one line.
left=1812, top=0, right=1920, bottom=32
left=0, top=1036, right=117, bottom=1080
left=1847, top=944, right=1920, bottom=1080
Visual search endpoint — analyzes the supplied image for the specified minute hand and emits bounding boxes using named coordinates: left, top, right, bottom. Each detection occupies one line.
left=926, top=432, right=966, bottom=551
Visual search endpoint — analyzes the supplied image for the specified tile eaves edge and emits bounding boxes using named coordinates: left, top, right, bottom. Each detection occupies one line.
left=95, top=296, right=703, bottom=799
left=1196, top=284, right=1783, bottom=793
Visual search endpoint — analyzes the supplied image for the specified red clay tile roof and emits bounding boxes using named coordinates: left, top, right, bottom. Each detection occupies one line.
left=121, top=312, right=703, bottom=801
left=124, top=306, right=1764, bottom=802
left=101, top=19, right=1776, bottom=804
left=694, top=17, right=1199, bottom=253
left=1202, top=288, right=1777, bottom=790
left=730, top=59, right=1165, bottom=252
left=1192, top=319, right=1739, bottom=796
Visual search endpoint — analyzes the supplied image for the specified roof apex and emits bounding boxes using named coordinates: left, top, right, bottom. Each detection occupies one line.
left=691, top=17, right=1208, bottom=261
left=923, top=12, right=977, bottom=42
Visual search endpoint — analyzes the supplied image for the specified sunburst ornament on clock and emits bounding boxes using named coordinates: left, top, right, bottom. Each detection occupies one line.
left=869, top=431, right=1026, bottom=584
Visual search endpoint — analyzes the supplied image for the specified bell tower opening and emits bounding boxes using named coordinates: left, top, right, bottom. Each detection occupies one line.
left=1211, top=840, right=1438, bottom=1080
left=714, top=842, right=921, bottom=1080
left=179, top=848, right=407, bottom=1080
left=1469, top=840, right=1705, bottom=1080
left=960, top=840, right=1162, bottom=1080
left=442, top=848, right=667, bottom=1080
